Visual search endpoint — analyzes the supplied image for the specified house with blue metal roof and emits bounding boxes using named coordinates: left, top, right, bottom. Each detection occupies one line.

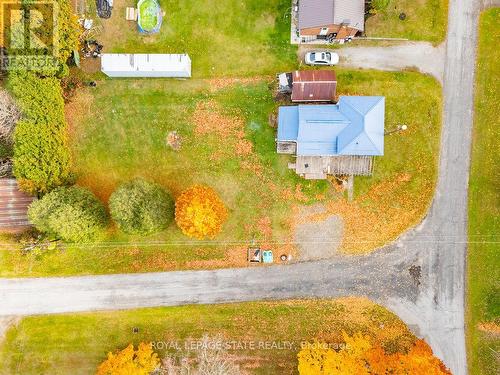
left=276, top=96, right=385, bottom=179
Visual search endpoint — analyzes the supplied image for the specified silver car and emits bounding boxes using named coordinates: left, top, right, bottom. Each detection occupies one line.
left=304, top=51, right=339, bottom=66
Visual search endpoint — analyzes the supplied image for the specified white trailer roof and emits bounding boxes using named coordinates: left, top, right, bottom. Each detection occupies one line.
left=101, top=53, right=192, bottom=78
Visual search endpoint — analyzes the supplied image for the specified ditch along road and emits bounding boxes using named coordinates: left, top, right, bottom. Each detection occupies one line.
left=0, top=0, right=484, bottom=374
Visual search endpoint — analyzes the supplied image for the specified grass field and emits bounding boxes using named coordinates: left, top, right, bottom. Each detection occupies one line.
left=466, top=8, right=500, bottom=375
left=0, top=298, right=417, bottom=375
left=98, top=0, right=296, bottom=78
left=0, top=69, right=442, bottom=276
left=365, top=0, right=448, bottom=44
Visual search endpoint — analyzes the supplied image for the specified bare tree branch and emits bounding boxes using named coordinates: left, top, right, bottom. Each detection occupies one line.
left=0, top=89, right=21, bottom=144
left=0, top=158, right=13, bottom=178
left=157, top=335, right=241, bottom=375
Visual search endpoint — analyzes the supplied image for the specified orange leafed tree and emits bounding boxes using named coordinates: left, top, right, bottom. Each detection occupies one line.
left=298, top=332, right=451, bottom=375
left=175, top=185, right=228, bottom=239
left=96, top=342, right=159, bottom=375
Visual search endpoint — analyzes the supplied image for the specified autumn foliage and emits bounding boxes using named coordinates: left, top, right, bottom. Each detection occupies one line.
left=96, top=342, right=159, bottom=375
left=297, top=332, right=451, bottom=375
left=175, top=185, right=228, bottom=239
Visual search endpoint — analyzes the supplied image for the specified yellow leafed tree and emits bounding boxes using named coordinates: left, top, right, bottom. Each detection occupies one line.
left=297, top=332, right=451, bottom=375
left=96, top=342, right=159, bottom=375
left=175, top=185, right=228, bottom=239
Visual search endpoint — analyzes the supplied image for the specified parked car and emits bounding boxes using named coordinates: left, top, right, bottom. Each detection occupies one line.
left=304, top=51, right=339, bottom=66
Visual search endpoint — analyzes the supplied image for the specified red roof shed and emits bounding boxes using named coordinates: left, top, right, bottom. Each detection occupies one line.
left=291, top=70, right=337, bottom=102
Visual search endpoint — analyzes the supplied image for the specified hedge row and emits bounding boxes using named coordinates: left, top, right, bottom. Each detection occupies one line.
left=7, top=0, right=80, bottom=194
left=8, top=71, right=73, bottom=194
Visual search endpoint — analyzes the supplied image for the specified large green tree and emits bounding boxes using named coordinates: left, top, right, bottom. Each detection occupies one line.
left=28, top=186, right=108, bottom=242
left=109, top=179, right=174, bottom=235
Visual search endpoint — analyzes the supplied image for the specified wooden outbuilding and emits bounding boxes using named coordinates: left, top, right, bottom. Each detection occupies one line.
left=0, top=179, right=34, bottom=231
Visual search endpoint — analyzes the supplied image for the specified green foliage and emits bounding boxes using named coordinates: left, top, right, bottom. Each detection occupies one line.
left=13, top=119, right=71, bottom=194
left=8, top=71, right=65, bottom=126
left=8, top=71, right=72, bottom=194
left=8, top=0, right=80, bottom=74
left=467, top=9, right=500, bottom=375
left=0, top=141, right=12, bottom=158
left=109, top=179, right=174, bottom=235
left=53, top=0, right=81, bottom=66
left=28, top=186, right=108, bottom=242
left=370, top=0, right=390, bottom=11
left=6, top=0, right=79, bottom=193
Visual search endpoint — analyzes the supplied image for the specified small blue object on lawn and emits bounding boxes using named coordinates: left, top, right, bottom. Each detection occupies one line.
left=262, top=250, right=273, bottom=263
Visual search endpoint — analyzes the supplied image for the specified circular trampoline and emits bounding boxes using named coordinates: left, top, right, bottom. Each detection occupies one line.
left=137, top=0, right=163, bottom=34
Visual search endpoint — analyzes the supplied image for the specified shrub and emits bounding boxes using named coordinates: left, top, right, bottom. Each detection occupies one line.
left=54, top=0, right=81, bottom=67
left=97, top=342, right=159, bottom=375
left=175, top=185, right=228, bottom=239
left=8, top=70, right=72, bottom=194
left=109, top=178, right=174, bottom=235
left=7, top=71, right=66, bottom=125
left=28, top=186, right=108, bottom=242
left=13, top=119, right=71, bottom=194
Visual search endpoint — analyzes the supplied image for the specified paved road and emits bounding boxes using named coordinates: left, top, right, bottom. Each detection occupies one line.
left=0, top=0, right=485, bottom=374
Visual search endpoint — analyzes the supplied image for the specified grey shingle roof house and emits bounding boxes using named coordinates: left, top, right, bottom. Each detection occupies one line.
left=296, top=0, right=365, bottom=42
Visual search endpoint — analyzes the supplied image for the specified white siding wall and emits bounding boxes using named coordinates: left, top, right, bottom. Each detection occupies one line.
left=101, top=53, right=192, bottom=78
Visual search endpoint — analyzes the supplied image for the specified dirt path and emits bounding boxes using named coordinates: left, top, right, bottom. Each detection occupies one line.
left=293, top=205, right=343, bottom=260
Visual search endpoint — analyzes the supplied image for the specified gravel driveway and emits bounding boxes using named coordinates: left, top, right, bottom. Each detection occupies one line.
left=299, top=42, right=445, bottom=83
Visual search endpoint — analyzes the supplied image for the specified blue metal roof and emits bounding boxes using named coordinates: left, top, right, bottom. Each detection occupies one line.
left=337, top=96, right=384, bottom=156
left=277, top=96, right=385, bottom=156
left=297, top=105, right=348, bottom=155
left=277, top=106, right=299, bottom=141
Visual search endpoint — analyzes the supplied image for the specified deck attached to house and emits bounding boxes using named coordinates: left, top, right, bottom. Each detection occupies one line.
left=291, top=155, right=374, bottom=179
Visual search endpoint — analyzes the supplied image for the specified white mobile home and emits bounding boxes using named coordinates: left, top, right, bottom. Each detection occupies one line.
left=101, top=53, right=192, bottom=78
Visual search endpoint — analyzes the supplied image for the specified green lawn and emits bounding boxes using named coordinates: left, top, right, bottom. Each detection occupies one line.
left=98, top=0, right=296, bottom=78
left=0, top=69, right=442, bottom=276
left=466, top=8, right=500, bottom=375
left=0, top=299, right=417, bottom=375
left=365, top=0, right=448, bottom=44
